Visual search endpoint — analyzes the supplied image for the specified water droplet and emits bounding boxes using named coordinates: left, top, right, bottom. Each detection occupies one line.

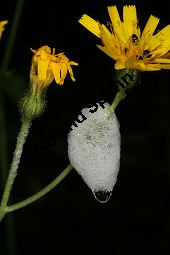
left=93, top=190, right=112, bottom=203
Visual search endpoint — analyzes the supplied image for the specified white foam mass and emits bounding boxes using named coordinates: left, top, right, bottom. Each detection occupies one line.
left=68, top=101, right=121, bottom=198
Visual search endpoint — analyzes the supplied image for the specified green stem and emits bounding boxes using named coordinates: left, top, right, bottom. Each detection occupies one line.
left=0, top=119, right=31, bottom=220
left=6, top=164, right=73, bottom=213
left=108, top=87, right=127, bottom=114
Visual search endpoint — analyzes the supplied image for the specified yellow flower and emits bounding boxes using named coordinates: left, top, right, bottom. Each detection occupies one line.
left=20, top=45, right=78, bottom=120
left=0, top=20, right=8, bottom=39
left=79, top=5, right=170, bottom=71
left=30, top=45, right=78, bottom=86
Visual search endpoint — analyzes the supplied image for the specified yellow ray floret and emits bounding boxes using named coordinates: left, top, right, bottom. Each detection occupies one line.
left=141, top=15, right=159, bottom=39
left=0, top=20, right=8, bottom=39
left=123, top=5, right=139, bottom=39
left=79, top=14, right=100, bottom=37
left=79, top=5, right=170, bottom=71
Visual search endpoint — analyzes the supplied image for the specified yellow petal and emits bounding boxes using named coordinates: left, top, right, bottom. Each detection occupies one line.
left=57, top=53, right=69, bottom=62
left=69, top=61, right=79, bottom=66
left=133, top=62, right=160, bottom=71
left=152, top=58, right=170, bottom=63
left=142, top=15, right=159, bottom=38
left=156, top=24, right=170, bottom=51
left=101, top=24, right=112, bottom=37
left=161, top=52, right=170, bottom=58
left=115, top=61, right=125, bottom=70
left=144, top=37, right=162, bottom=53
left=136, top=62, right=148, bottom=71
left=60, top=63, right=68, bottom=85
left=66, top=63, right=76, bottom=82
left=30, top=48, right=36, bottom=54
left=0, top=20, right=8, bottom=31
left=157, top=64, right=170, bottom=69
left=140, top=15, right=159, bottom=48
left=107, top=6, right=126, bottom=44
left=0, top=20, right=8, bottom=39
left=51, top=62, right=61, bottom=84
left=107, top=6, right=121, bottom=31
left=79, top=14, right=100, bottom=37
left=145, top=64, right=162, bottom=70
left=98, top=23, right=121, bottom=58
left=123, top=5, right=138, bottom=37
left=145, top=24, right=170, bottom=56
left=97, top=45, right=119, bottom=60
left=38, top=59, right=50, bottom=80
left=0, top=20, right=8, bottom=26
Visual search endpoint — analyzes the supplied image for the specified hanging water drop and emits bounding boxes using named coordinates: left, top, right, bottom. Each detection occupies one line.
left=93, top=190, right=112, bottom=203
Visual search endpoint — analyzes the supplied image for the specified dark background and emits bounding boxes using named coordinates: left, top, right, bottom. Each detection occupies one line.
left=0, top=0, right=170, bottom=254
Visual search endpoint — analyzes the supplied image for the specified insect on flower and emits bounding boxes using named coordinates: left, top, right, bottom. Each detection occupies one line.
left=79, top=5, right=170, bottom=71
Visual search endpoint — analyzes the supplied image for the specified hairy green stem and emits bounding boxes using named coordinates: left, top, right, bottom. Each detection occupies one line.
left=109, top=87, right=127, bottom=113
left=0, top=119, right=31, bottom=220
left=6, top=164, right=73, bottom=212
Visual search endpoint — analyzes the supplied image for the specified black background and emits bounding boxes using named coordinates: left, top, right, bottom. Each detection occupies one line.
left=0, top=0, right=170, bottom=254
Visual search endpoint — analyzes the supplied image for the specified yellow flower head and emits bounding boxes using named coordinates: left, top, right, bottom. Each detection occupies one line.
left=21, top=46, right=78, bottom=120
left=0, top=20, right=8, bottom=39
left=30, top=45, right=78, bottom=86
left=79, top=5, right=170, bottom=71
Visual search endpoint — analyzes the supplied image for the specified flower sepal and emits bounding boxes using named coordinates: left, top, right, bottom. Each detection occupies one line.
left=20, top=82, right=46, bottom=121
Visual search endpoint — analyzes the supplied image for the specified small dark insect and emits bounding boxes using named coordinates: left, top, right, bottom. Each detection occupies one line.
left=138, top=56, right=143, bottom=60
left=143, top=50, right=152, bottom=58
left=146, top=54, right=152, bottom=58
left=136, top=55, right=143, bottom=60
left=143, top=49, right=150, bottom=56
left=131, top=34, right=138, bottom=43
left=124, top=47, right=129, bottom=53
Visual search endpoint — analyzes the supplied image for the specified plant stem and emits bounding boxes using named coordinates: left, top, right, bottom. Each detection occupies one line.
left=0, top=119, right=31, bottom=220
left=108, top=87, right=127, bottom=114
left=108, top=68, right=140, bottom=114
left=6, top=164, right=73, bottom=213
